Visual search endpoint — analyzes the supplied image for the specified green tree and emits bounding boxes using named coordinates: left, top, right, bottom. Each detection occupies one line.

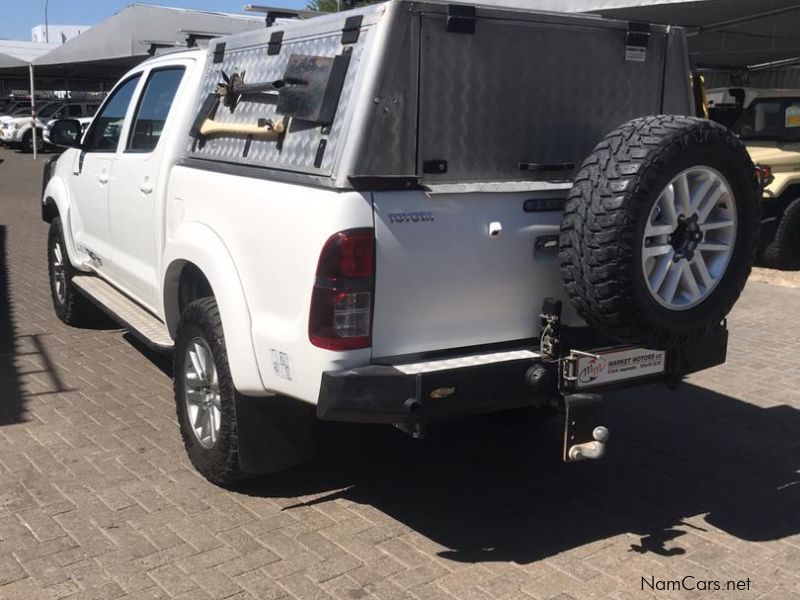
left=305, top=0, right=382, bottom=11
left=306, top=0, right=337, bottom=11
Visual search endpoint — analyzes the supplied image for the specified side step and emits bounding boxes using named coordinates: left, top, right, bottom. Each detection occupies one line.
left=72, top=275, right=174, bottom=352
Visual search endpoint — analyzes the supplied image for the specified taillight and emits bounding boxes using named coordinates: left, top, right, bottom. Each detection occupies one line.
left=309, top=229, right=374, bottom=350
left=755, top=164, right=774, bottom=189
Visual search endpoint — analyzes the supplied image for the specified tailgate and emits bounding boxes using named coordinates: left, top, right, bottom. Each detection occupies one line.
left=370, top=189, right=582, bottom=358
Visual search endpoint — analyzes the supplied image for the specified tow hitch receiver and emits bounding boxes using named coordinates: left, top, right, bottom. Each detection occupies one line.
left=563, top=393, right=609, bottom=461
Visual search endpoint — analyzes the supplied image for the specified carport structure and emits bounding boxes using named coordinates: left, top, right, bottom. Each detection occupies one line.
left=469, top=0, right=800, bottom=70
left=590, top=0, right=800, bottom=70
left=0, top=4, right=262, bottom=157
left=30, top=4, right=261, bottom=82
left=0, top=40, right=56, bottom=97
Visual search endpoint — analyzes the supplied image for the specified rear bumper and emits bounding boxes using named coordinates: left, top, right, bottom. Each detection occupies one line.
left=317, top=326, right=728, bottom=424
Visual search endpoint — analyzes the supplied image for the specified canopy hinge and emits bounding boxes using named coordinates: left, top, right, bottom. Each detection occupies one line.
left=447, top=4, right=476, bottom=34
left=625, top=22, right=650, bottom=62
left=341, top=15, right=363, bottom=44
left=212, top=42, right=226, bottom=64
left=267, top=31, right=284, bottom=56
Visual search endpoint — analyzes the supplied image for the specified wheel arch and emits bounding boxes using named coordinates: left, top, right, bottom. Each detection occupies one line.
left=161, top=222, right=268, bottom=396
left=775, top=183, right=800, bottom=207
left=42, top=196, right=59, bottom=224
left=766, top=174, right=800, bottom=202
left=43, top=176, right=85, bottom=270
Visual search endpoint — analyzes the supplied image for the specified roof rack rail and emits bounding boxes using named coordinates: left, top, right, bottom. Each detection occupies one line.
left=243, top=4, right=327, bottom=27
left=178, top=29, right=226, bottom=48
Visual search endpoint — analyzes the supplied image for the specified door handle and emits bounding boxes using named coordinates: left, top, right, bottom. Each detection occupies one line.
left=139, top=180, right=154, bottom=194
left=97, top=173, right=109, bottom=184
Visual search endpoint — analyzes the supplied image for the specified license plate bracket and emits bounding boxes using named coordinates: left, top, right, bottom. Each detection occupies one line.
left=563, top=347, right=666, bottom=391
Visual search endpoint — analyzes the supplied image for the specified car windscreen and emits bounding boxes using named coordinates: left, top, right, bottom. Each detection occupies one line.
left=10, top=105, right=31, bottom=115
left=36, top=103, right=63, bottom=118
left=733, top=98, right=800, bottom=142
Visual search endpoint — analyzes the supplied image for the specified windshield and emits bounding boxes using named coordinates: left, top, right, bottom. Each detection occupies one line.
left=10, top=106, right=29, bottom=116
left=734, top=98, right=800, bottom=142
left=36, top=103, right=62, bottom=118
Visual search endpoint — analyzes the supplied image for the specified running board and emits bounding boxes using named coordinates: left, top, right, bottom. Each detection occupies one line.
left=72, top=275, right=174, bottom=352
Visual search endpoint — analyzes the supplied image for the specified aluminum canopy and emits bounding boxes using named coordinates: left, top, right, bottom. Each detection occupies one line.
left=3, top=0, right=799, bottom=80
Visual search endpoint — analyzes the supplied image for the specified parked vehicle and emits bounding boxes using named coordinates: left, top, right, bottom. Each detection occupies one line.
left=43, top=1, right=760, bottom=485
left=0, top=102, right=35, bottom=144
left=1, top=101, right=62, bottom=150
left=0, top=102, right=38, bottom=125
left=706, top=87, right=800, bottom=128
left=729, top=95, right=800, bottom=266
left=1, top=101, right=98, bottom=153
left=0, top=99, right=32, bottom=119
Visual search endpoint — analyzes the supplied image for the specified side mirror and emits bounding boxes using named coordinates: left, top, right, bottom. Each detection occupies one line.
left=49, top=119, right=83, bottom=148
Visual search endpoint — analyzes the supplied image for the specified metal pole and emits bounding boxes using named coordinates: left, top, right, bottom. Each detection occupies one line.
left=29, top=64, right=37, bottom=160
left=44, top=0, right=50, bottom=43
left=687, top=5, right=800, bottom=37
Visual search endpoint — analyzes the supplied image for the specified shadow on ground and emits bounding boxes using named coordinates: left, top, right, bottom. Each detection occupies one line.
left=0, top=224, right=25, bottom=423
left=0, top=222, right=121, bottom=422
left=238, top=382, right=800, bottom=564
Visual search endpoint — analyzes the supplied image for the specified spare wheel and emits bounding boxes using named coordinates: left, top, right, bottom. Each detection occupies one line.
left=559, top=115, right=760, bottom=349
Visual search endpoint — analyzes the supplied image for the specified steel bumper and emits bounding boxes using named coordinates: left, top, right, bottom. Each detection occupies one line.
left=316, top=326, right=728, bottom=424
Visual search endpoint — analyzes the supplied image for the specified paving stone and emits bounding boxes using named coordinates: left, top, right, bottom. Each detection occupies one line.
left=1, top=146, right=799, bottom=600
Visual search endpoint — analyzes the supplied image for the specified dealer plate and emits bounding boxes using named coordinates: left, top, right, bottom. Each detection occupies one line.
left=571, top=347, right=666, bottom=389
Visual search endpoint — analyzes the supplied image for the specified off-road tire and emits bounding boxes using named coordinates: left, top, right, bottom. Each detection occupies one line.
left=559, top=115, right=760, bottom=349
left=763, top=198, right=800, bottom=268
left=174, top=297, right=249, bottom=486
left=47, top=217, right=100, bottom=326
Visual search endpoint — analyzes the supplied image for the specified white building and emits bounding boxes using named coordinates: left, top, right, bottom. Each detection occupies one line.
left=31, top=24, right=90, bottom=44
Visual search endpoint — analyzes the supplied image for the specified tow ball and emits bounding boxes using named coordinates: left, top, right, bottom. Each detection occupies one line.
left=563, top=393, right=609, bottom=462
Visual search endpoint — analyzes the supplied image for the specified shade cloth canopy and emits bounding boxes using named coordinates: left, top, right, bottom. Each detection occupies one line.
left=457, top=0, right=800, bottom=69
left=0, top=4, right=262, bottom=80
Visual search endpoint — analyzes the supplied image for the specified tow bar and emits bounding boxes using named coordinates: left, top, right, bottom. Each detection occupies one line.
left=538, top=299, right=610, bottom=462
left=563, top=393, right=609, bottom=462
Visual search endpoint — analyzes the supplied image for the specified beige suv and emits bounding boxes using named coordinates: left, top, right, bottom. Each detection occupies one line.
left=733, top=95, right=800, bottom=266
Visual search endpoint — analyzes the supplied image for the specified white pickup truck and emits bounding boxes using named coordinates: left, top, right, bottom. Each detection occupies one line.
left=43, top=1, right=760, bottom=485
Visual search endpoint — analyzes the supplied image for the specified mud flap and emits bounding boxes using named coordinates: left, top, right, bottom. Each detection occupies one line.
left=563, top=393, right=609, bottom=462
left=235, top=394, right=316, bottom=473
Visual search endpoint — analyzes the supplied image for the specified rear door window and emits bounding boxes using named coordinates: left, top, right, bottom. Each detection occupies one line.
left=126, top=67, right=185, bottom=153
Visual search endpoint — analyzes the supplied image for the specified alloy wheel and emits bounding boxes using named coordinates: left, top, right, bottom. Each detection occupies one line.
left=641, top=166, right=737, bottom=310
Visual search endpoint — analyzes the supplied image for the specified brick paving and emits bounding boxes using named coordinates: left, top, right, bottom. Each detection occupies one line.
left=0, top=146, right=799, bottom=600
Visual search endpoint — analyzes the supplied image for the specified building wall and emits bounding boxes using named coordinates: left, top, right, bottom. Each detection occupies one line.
left=31, top=25, right=90, bottom=44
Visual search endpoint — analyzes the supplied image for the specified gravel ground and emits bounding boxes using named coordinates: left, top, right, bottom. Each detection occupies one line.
left=750, top=266, right=800, bottom=289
